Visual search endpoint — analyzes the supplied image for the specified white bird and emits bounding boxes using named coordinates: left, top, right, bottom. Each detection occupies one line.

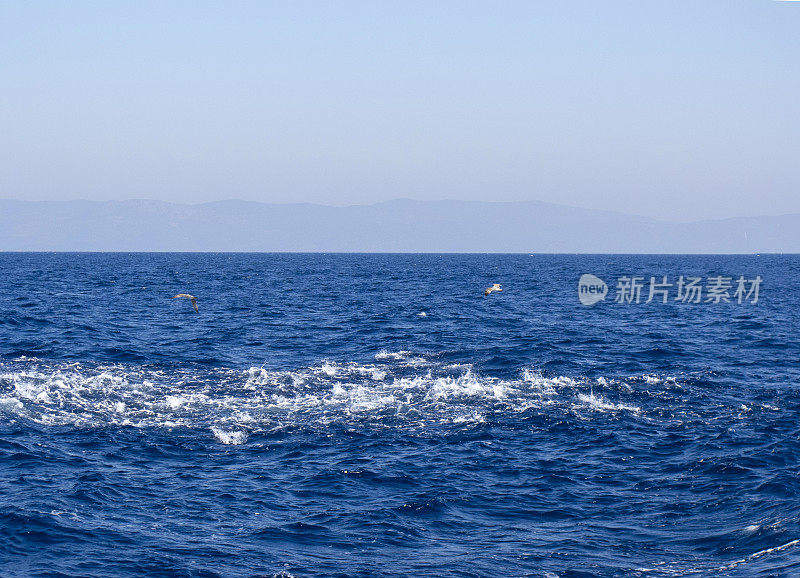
left=173, top=293, right=198, bottom=313
left=484, top=283, right=502, bottom=296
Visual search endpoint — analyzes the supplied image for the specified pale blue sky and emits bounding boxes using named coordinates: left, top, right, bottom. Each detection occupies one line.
left=1, top=1, right=798, bottom=220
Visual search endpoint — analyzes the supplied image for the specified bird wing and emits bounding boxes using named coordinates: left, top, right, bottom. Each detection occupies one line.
left=190, top=298, right=198, bottom=313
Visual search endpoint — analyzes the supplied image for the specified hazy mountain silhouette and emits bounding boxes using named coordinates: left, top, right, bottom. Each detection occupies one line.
left=0, top=198, right=797, bottom=253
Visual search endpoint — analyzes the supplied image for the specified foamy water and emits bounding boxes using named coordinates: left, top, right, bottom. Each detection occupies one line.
left=0, top=352, right=653, bottom=437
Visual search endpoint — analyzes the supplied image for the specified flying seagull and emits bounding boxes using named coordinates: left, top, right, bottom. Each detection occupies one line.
left=173, top=293, right=198, bottom=313
left=484, top=284, right=502, bottom=296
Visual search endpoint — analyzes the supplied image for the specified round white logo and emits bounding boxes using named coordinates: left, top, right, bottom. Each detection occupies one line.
left=578, top=274, right=608, bottom=306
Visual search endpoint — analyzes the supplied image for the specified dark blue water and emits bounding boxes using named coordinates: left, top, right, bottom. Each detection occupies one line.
left=1, top=253, right=799, bottom=577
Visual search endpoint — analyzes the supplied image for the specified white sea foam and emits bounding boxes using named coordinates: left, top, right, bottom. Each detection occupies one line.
left=715, top=538, right=800, bottom=572
left=744, top=524, right=761, bottom=533
left=374, top=350, right=411, bottom=360
left=0, top=355, right=661, bottom=434
left=211, top=427, right=248, bottom=445
left=576, top=393, right=641, bottom=414
left=374, top=350, right=427, bottom=366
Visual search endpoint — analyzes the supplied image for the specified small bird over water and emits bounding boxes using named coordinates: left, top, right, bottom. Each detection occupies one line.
left=484, top=284, right=502, bottom=296
left=173, top=294, right=198, bottom=313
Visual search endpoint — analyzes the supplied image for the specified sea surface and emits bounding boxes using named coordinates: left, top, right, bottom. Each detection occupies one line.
left=1, top=253, right=798, bottom=577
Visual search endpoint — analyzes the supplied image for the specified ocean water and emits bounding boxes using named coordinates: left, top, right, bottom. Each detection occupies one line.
left=1, top=253, right=799, bottom=577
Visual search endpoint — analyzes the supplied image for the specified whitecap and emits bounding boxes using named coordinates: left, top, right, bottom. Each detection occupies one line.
left=577, top=393, right=640, bottom=414
left=374, top=350, right=410, bottom=360
left=0, top=358, right=664, bottom=433
left=211, top=427, right=248, bottom=445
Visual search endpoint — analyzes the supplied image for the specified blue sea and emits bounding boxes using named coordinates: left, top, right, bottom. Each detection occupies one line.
left=1, top=253, right=798, bottom=577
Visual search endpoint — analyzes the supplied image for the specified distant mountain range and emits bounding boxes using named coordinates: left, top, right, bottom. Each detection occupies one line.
left=0, top=198, right=798, bottom=253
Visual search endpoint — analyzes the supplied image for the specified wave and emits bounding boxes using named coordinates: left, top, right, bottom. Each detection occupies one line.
left=0, top=351, right=775, bottom=443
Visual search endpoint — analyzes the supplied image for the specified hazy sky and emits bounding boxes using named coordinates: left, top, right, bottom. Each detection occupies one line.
left=1, top=1, right=798, bottom=221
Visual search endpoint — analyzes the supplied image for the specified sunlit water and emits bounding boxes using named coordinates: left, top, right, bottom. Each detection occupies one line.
left=1, top=253, right=799, bottom=576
